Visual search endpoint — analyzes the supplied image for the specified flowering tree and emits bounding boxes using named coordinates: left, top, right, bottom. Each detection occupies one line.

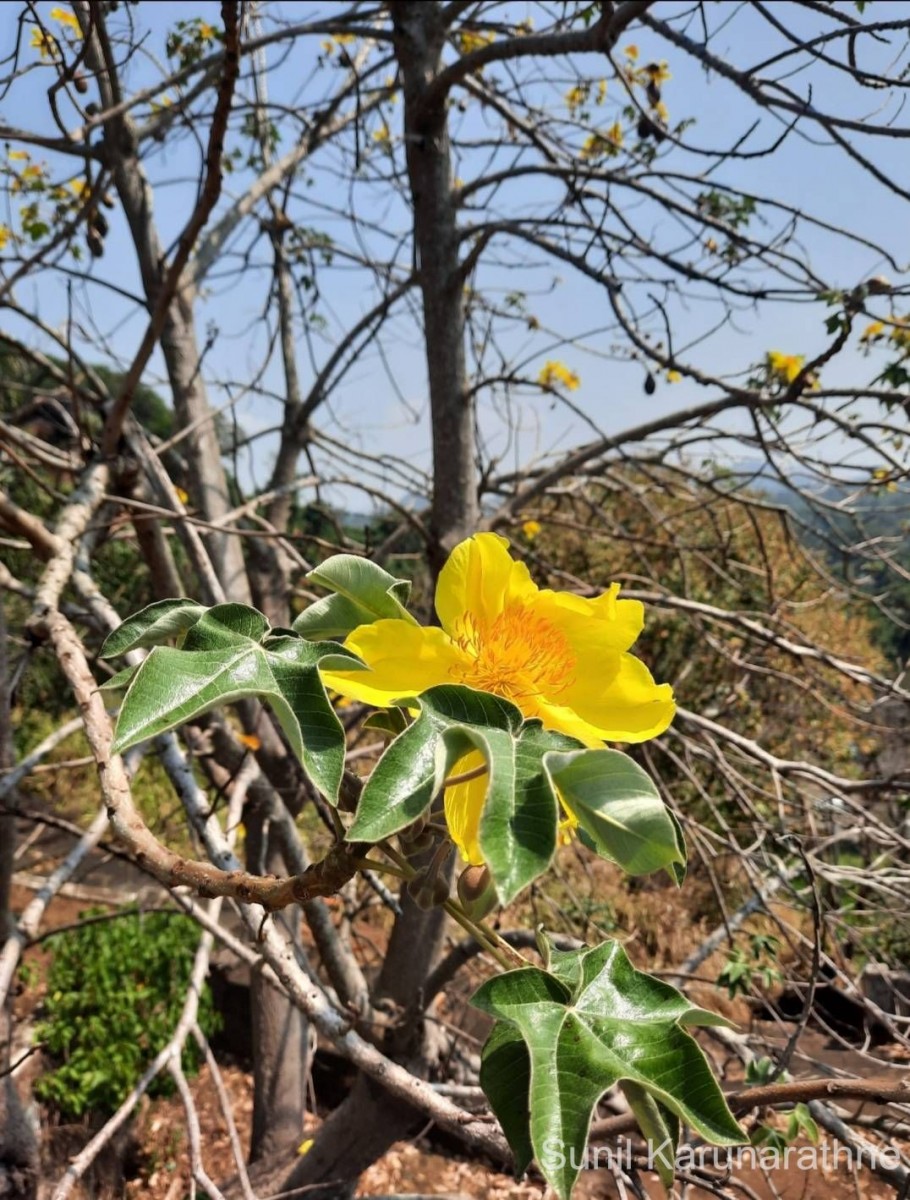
left=2, top=2, right=910, bottom=1198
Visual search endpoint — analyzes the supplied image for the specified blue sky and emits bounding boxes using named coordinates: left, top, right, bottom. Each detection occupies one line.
left=3, top=2, right=910, bottom=508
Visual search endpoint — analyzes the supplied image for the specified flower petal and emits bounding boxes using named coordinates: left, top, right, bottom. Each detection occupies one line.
left=444, top=750, right=488, bottom=865
left=320, top=620, right=467, bottom=707
left=435, top=533, right=537, bottom=635
left=541, top=652, right=675, bottom=744
left=534, top=582, right=645, bottom=655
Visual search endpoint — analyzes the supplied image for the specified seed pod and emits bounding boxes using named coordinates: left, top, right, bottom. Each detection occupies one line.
left=73, top=71, right=88, bottom=94
left=457, top=864, right=497, bottom=921
left=102, top=191, right=115, bottom=210
left=86, top=228, right=104, bottom=258
left=91, top=211, right=109, bottom=238
left=644, top=372, right=656, bottom=396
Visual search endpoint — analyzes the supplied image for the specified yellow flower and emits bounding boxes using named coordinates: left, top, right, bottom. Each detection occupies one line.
left=69, top=178, right=90, bottom=198
left=625, top=45, right=639, bottom=60
left=0, top=225, right=10, bottom=250
left=538, top=360, right=580, bottom=391
left=861, top=321, right=884, bottom=341
left=767, top=350, right=805, bottom=384
left=606, top=120, right=623, bottom=148
left=643, top=61, right=672, bottom=86
left=8, top=149, right=29, bottom=161
left=596, top=79, right=607, bottom=104
left=565, top=83, right=588, bottom=113
left=174, top=486, right=189, bottom=505
left=522, top=519, right=542, bottom=539
left=30, top=26, right=57, bottom=60
left=297, top=1138, right=314, bottom=1156
left=458, top=29, right=495, bottom=54
left=22, top=164, right=43, bottom=181
left=321, top=534, right=676, bottom=864
left=197, top=21, right=216, bottom=41
left=654, top=100, right=669, bottom=123
left=50, top=7, right=81, bottom=35
left=666, top=369, right=682, bottom=384
left=372, top=122, right=391, bottom=148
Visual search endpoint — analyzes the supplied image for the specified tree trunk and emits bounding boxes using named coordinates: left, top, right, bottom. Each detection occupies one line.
left=394, top=1, right=478, bottom=568
left=82, top=1, right=250, bottom=603
left=246, top=812, right=309, bottom=1163
left=0, top=604, right=39, bottom=1200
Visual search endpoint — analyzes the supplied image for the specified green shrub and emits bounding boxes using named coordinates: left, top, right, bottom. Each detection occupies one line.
left=34, top=908, right=220, bottom=1119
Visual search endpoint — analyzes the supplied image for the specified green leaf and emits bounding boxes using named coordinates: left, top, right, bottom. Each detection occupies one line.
left=547, top=749, right=686, bottom=883
left=473, top=939, right=744, bottom=1200
left=619, top=1081, right=679, bottom=1189
left=347, top=686, right=579, bottom=904
left=293, top=555, right=417, bottom=639
left=100, top=598, right=208, bottom=658
left=479, top=1022, right=534, bottom=1175
left=97, top=665, right=140, bottom=694
left=109, top=605, right=362, bottom=803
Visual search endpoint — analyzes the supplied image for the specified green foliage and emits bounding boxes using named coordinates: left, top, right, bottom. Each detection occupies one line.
left=717, top=934, right=782, bottom=998
left=293, top=555, right=416, bottom=639
left=348, top=685, right=685, bottom=905
left=102, top=601, right=362, bottom=803
left=474, top=935, right=744, bottom=1199
left=34, top=909, right=219, bottom=1119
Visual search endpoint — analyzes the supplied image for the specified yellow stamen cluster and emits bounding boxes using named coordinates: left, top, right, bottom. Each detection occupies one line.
left=451, top=606, right=575, bottom=704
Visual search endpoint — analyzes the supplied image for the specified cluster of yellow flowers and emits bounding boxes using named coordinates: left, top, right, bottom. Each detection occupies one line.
left=860, top=317, right=910, bottom=348
left=322, top=533, right=675, bottom=863
left=457, top=29, right=496, bottom=54
left=580, top=122, right=624, bottom=160
left=538, top=360, right=581, bottom=391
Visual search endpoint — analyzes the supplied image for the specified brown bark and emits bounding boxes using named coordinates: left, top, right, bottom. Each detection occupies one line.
left=393, top=2, right=478, bottom=569
left=0, top=604, right=39, bottom=1200
left=246, top=816, right=308, bottom=1163
left=80, top=0, right=250, bottom=604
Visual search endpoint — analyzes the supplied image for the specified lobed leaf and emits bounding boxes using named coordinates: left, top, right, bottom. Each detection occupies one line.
left=293, top=555, right=416, bottom=639
left=473, top=938, right=743, bottom=1199
left=106, top=601, right=362, bottom=803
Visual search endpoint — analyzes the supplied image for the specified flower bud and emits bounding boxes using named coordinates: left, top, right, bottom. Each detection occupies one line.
left=456, top=864, right=497, bottom=921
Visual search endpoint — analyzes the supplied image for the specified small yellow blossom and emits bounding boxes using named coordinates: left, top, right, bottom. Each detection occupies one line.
left=666, top=370, right=682, bottom=384
left=861, top=321, right=884, bottom=341
left=596, top=79, right=607, bottom=104
left=30, top=26, right=57, bottom=60
left=321, top=33, right=356, bottom=53
left=297, top=1138, right=314, bottom=1156
left=69, top=178, right=90, bottom=198
left=174, top=486, right=189, bottom=505
left=197, top=21, right=216, bottom=41
left=457, top=29, right=495, bottom=54
left=372, top=122, right=391, bottom=148
left=522, top=519, right=542, bottom=540
left=8, top=149, right=29, bottom=161
left=22, top=164, right=43, bottom=181
left=50, top=7, right=81, bottom=35
left=625, top=45, right=639, bottom=60
left=565, top=83, right=588, bottom=113
left=704, top=237, right=718, bottom=253
left=767, top=350, right=805, bottom=384
left=643, top=61, right=672, bottom=86
left=0, top=225, right=10, bottom=250
left=320, top=533, right=675, bottom=865
left=538, top=360, right=580, bottom=391
left=654, top=100, right=669, bottom=123
left=606, top=120, right=623, bottom=148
